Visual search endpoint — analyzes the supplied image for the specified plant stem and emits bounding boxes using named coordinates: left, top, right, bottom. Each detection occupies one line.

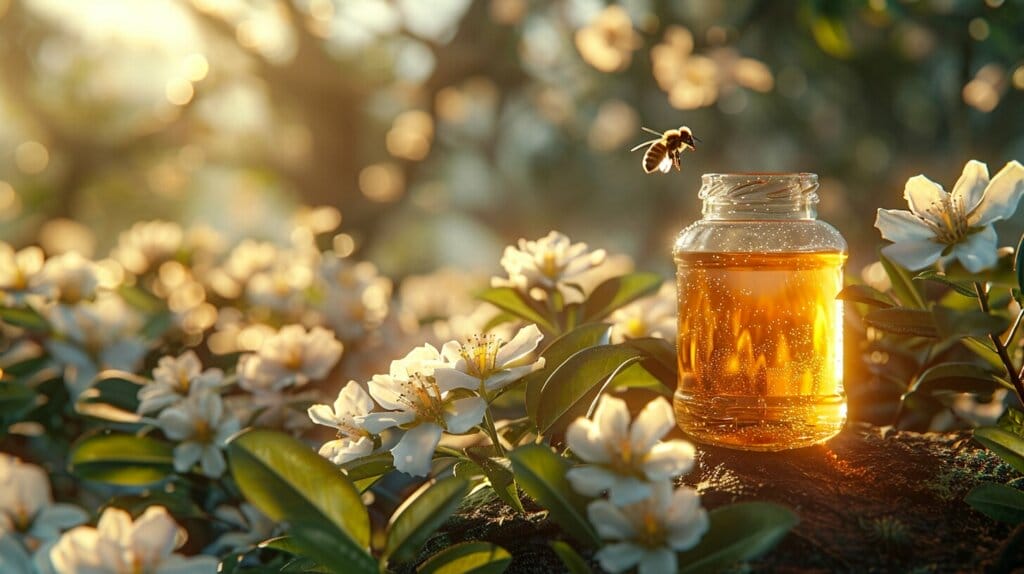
left=480, top=393, right=506, bottom=457
left=974, top=282, right=1024, bottom=404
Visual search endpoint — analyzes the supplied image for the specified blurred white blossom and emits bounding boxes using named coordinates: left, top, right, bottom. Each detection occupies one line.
left=0, top=245, right=47, bottom=303
left=237, top=325, right=342, bottom=392
left=157, top=390, right=240, bottom=478
left=953, top=389, right=1008, bottom=427
left=112, top=220, right=184, bottom=275
left=308, top=381, right=376, bottom=465
left=610, top=283, right=676, bottom=343
left=138, top=351, right=224, bottom=415
left=434, top=324, right=545, bottom=394
left=0, top=454, right=87, bottom=545
left=574, top=6, right=640, bottom=73
left=206, top=504, right=274, bottom=554
left=567, top=395, right=696, bottom=505
left=49, top=506, right=217, bottom=574
left=493, top=231, right=607, bottom=304
left=875, top=160, right=1024, bottom=272
left=30, top=252, right=101, bottom=305
left=316, top=255, right=392, bottom=341
left=587, top=481, right=709, bottom=574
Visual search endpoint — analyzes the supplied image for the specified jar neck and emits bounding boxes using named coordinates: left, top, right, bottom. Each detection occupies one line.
left=699, top=173, right=819, bottom=221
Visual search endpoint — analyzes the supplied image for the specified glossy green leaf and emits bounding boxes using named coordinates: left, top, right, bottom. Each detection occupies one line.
left=417, top=541, right=511, bottom=574
left=549, top=541, right=591, bottom=574
left=288, top=520, right=376, bottom=574
left=933, top=307, right=1010, bottom=339
left=0, top=306, right=50, bottom=332
left=863, top=308, right=937, bottom=338
left=581, top=272, right=663, bottom=321
left=622, top=337, right=677, bottom=388
left=535, top=345, right=644, bottom=436
left=998, top=408, right=1024, bottom=437
left=0, top=382, right=37, bottom=421
left=476, top=287, right=556, bottom=333
left=524, top=323, right=611, bottom=423
left=974, top=427, right=1024, bottom=474
left=76, top=370, right=147, bottom=416
left=836, top=284, right=895, bottom=308
left=907, top=363, right=1009, bottom=395
left=677, top=502, right=798, bottom=573
left=965, top=483, right=1024, bottom=524
left=227, top=429, right=372, bottom=568
left=386, top=477, right=469, bottom=564
left=2, top=354, right=50, bottom=379
left=465, top=449, right=524, bottom=514
left=69, top=433, right=174, bottom=486
left=913, top=270, right=977, bottom=298
left=508, top=445, right=600, bottom=547
left=878, top=251, right=925, bottom=309
left=340, top=452, right=395, bottom=481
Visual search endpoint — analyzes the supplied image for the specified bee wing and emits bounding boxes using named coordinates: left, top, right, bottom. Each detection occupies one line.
left=630, top=138, right=660, bottom=152
left=657, top=156, right=673, bottom=173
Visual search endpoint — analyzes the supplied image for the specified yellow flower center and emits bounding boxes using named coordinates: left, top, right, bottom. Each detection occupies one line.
left=541, top=252, right=560, bottom=278
left=458, top=334, right=503, bottom=378
left=393, top=373, right=448, bottom=427
left=194, top=419, right=213, bottom=443
left=639, top=510, right=666, bottom=548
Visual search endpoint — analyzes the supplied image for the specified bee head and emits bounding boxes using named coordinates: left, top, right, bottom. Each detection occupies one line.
left=678, top=126, right=697, bottom=150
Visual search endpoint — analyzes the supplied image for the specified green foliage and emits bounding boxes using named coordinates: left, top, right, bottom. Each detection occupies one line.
left=524, top=323, right=611, bottom=422
left=973, top=427, right=1024, bottom=475
left=965, top=483, right=1024, bottom=524
left=906, top=363, right=1009, bottom=396
left=75, top=370, right=146, bottom=422
left=549, top=541, right=591, bottom=574
left=476, top=287, right=557, bottom=334
left=837, top=284, right=896, bottom=308
left=913, top=270, right=977, bottom=298
left=227, top=429, right=375, bottom=574
left=580, top=272, right=662, bottom=322
left=417, top=542, right=511, bottom=574
left=386, top=478, right=470, bottom=564
left=0, top=381, right=37, bottom=429
left=675, top=502, right=799, bottom=573
left=69, top=433, right=175, bottom=486
left=932, top=307, right=1010, bottom=340
left=878, top=252, right=926, bottom=309
left=1016, top=234, right=1024, bottom=293
left=862, top=308, right=937, bottom=338
left=0, top=305, right=51, bottom=333
left=508, top=444, right=600, bottom=547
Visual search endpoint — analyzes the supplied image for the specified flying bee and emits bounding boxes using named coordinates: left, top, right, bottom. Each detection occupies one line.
left=630, top=126, right=699, bottom=174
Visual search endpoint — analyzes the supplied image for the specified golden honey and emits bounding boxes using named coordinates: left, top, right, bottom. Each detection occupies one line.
left=673, top=250, right=847, bottom=450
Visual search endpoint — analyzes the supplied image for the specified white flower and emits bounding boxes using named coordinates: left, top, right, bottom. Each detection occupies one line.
left=610, top=283, right=676, bottom=343
left=0, top=244, right=47, bottom=303
left=875, top=160, right=1024, bottom=272
left=157, top=390, right=240, bottom=478
left=493, top=231, right=607, bottom=304
left=433, top=324, right=545, bottom=395
left=237, top=325, right=343, bottom=392
left=359, top=344, right=487, bottom=477
left=112, top=220, right=184, bottom=275
left=316, top=254, right=392, bottom=341
left=49, top=505, right=218, bottom=574
left=588, top=481, right=709, bottom=574
left=953, top=389, right=1008, bottom=427
left=566, top=395, right=696, bottom=505
left=0, top=455, right=87, bottom=545
left=206, top=504, right=275, bottom=554
left=308, top=381, right=377, bottom=465
left=30, top=252, right=101, bottom=305
left=137, top=351, right=223, bottom=414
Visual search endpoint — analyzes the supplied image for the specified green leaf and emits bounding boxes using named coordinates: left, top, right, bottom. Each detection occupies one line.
left=1016, top=234, right=1024, bottom=293
left=907, top=363, right=1009, bottom=395
left=0, top=305, right=50, bottom=332
left=965, top=483, right=1024, bottom=524
left=117, top=284, right=165, bottom=314
left=932, top=307, right=1011, bottom=339
left=913, top=270, right=977, bottom=298
left=227, top=429, right=373, bottom=571
left=417, top=541, right=511, bottom=574
left=622, top=337, right=677, bottom=388
left=508, top=445, right=600, bottom=547
left=878, top=251, right=926, bottom=309
left=76, top=370, right=147, bottom=416
left=2, top=354, right=50, bottom=379
left=340, top=452, right=396, bottom=482
left=386, top=477, right=469, bottom=564
left=676, top=502, right=798, bottom=573
left=836, top=284, right=895, bottom=308
left=535, top=345, right=644, bottom=436
left=998, top=408, right=1024, bottom=437
left=464, top=449, right=524, bottom=514
left=69, top=433, right=175, bottom=486
left=524, top=323, right=611, bottom=423
left=477, top=287, right=556, bottom=333
left=288, top=520, right=376, bottom=574
left=0, top=382, right=37, bottom=422
left=974, top=427, right=1024, bottom=474
left=863, top=308, right=937, bottom=338
left=581, top=272, right=663, bottom=322
left=549, top=541, right=591, bottom=574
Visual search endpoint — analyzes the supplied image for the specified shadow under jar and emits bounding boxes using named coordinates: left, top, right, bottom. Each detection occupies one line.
left=673, top=173, right=848, bottom=451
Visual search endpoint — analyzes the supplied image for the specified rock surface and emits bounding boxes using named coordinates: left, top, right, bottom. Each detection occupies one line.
left=433, top=423, right=1023, bottom=573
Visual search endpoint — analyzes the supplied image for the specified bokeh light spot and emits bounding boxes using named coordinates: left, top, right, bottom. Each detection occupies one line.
left=15, top=141, right=50, bottom=174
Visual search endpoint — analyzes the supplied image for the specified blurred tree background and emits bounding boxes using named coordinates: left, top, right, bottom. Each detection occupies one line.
left=0, top=0, right=1022, bottom=280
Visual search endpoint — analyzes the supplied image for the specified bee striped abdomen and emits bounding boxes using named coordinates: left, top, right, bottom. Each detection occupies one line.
left=643, top=141, right=668, bottom=173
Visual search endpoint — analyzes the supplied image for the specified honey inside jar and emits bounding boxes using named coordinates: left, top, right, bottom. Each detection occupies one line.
left=673, top=250, right=847, bottom=450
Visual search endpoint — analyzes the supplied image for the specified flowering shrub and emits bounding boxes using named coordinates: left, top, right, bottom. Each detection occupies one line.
left=0, top=219, right=797, bottom=573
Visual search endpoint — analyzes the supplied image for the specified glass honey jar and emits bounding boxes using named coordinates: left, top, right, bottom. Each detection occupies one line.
left=673, top=173, right=847, bottom=451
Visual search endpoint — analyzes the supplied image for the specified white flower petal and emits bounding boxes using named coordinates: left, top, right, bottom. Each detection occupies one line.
left=367, top=374, right=407, bottom=411
left=607, top=476, right=652, bottom=506
left=903, top=175, right=948, bottom=223
left=391, top=423, right=443, bottom=477
left=565, top=418, right=611, bottom=464
left=587, top=500, right=637, bottom=540
left=130, top=506, right=182, bottom=565
left=494, top=324, right=544, bottom=366
left=359, top=411, right=415, bottom=434
left=433, top=367, right=481, bottom=393
left=200, top=446, right=226, bottom=478
left=953, top=226, right=999, bottom=273
left=969, top=160, right=1024, bottom=227
left=443, top=397, right=487, bottom=434
left=336, top=381, right=375, bottom=416
left=643, top=440, right=696, bottom=481
left=880, top=239, right=945, bottom=271
left=629, top=397, right=675, bottom=454
left=635, top=548, right=675, bottom=574
left=307, top=404, right=338, bottom=428
left=154, top=555, right=219, bottom=574
left=951, top=160, right=990, bottom=216
left=593, top=394, right=630, bottom=444
left=173, top=442, right=203, bottom=473
left=320, top=436, right=375, bottom=465
left=874, top=209, right=935, bottom=242
left=566, top=465, right=618, bottom=497
left=595, top=543, right=646, bottom=574
left=483, top=363, right=536, bottom=393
